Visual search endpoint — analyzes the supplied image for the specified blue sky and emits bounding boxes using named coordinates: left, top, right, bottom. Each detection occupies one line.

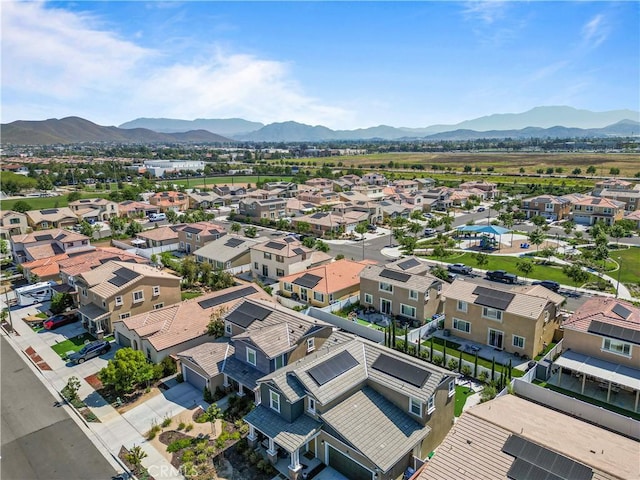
left=2, top=1, right=638, bottom=129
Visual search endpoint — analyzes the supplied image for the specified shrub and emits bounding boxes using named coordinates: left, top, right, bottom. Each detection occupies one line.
left=181, top=450, right=195, bottom=463
left=478, top=371, right=489, bottom=383
left=447, top=358, right=459, bottom=371
left=167, top=438, right=193, bottom=453
left=146, top=431, right=156, bottom=441
left=160, top=356, right=177, bottom=376
left=153, top=363, right=165, bottom=381
left=461, top=365, right=472, bottom=377
left=177, top=422, right=186, bottom=431
left=196, top=453, right=207, bottom=464
left=480, top=384, right=497, bottom=403
left=161, top=417, right=171, bottom=428
left=432, top=355, right=443, bottom=366
left=176, top=373, right=184, bottom=383
left=185, top=423, right=193, bottom=432
left=203, top=386, right=213, bottom=404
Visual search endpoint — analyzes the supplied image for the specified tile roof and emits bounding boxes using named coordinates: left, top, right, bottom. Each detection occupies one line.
left=24, top=243, right=64, bottom=260
left=137, top=226, right=179, bottom=242
left=624, top=209, right=640, bottom=221
left=194, top=235, right=267, bottom=263
left=322, top=387, right=429, bottom=472
left=176, top=340, right=233, bottom=378
left=244, top=405, right=321, bottom=453
left=572, top=195, right=625, bottom=208
left=11, top=228, right=89, bottom=244
left=279, top=259, right=374, bottom=295
left=26, top=207, right=78, bottom=224
left=251, top=238, right=313, bottom=257
left=562, top=297, right=640, bottom=333
left=59, top=248, right=147, bottom=277
left=360, top=264, right=441, bottom=293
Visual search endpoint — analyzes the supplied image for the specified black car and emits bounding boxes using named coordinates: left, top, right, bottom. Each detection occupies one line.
left=532, top=280, right=561, bottom=292
left=68, top=340, right=111, bottom=364
left=486, top=270, right=518, bottom=284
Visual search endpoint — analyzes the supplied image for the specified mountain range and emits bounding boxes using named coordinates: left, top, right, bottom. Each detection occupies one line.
left=1, top=107, right=638, bottom=145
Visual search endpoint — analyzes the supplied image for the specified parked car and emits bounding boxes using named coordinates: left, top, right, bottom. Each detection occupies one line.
left=486, top=270, right=518, bottom=284
left=448, top=263, right=473, bottom=275
left=424, top=228, right=436, bottom=237
left=43, top=312, right=79, bottom=330
left=149, top=213, right=166, bottom=222
left=68, top=340, right=111, bottom=364
left=532, top=280, right=561, bottom=292
left=477, top=207, right=486, bottom=212
left=367, top=224, right=377, bottom=232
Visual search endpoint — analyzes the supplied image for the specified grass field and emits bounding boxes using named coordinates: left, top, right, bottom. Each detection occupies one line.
left=1, top=192, right=111, bottom=211
left=611, top=247, right=640, bottom=286
left=158, top=175, right=292, bottom=187
left=455, top=385, right=476, bottom=417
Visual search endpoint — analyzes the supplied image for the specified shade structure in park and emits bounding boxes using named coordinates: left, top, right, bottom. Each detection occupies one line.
left=456, top=225, right=511, bottom=235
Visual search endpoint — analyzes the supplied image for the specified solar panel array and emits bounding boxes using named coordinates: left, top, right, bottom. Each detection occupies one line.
left=311, top=212, right=327, bottom=219
left=40, top=209, right=59, bottom=214
left=292, top=248, right=306, bottom=255
left=264, top=241, right=286, bottom=250
left=107, top=267, right=141, bottom=287
left=472, top=286, right=515, bottom=311
left=198, top=286, right=258, bottom=309
left=502, top=435, right=593, bottom=480
left=379, top=269, right=411, bottom=283
left=34, top=234, right=53, bottom=241
left=283, top=237, right=296, bottom=243
left=397, top=258, right=421, bottom=270
left=307, top=350, right=359, bottom=386
left=226, top=301, right=272, bottom=328
left=371, top=354, right=430, bottom=387
left=612, top=303, right=633, bottom=320
left=588, top=320, right=640, bottom=345
left=293, top=273, right=322, bottom=288
left=182, top=226, right=202, bottom=234
left=224, top=238, right=245, bottom=248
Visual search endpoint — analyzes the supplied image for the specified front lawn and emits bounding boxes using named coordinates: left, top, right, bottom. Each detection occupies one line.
left=455, top=384, right=475, bottom=417
left=51, top=333, right=96, bottom=358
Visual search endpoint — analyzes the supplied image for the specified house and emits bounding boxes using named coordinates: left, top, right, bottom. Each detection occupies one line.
left=458, top=180, right=499, bottom=200
left=362, top=172, right=387, bottom=185
left=520, top=195, right=572, bottom=221
left=263, top=181, right=298, bottom=198
left=380, top=200, right=412, bottom=220
left=297, top=191, right=341, bottom=206
left=332, top=200, right=383, bottom=225
left=250, top=237, right=331, bottom=280
left=441, top=280, right=564, bottom=360
left=569, top=195, right=625, bottom=226
left=149, top=191, right=189, bottom=212
left=594, top=184, right=640, bottom=212
left=118, top=200, right=159, bottom=218
left=359, top=260, right=443, bottom=326
left=213, top=185, right=247, bottom=199
left=75, top=260, right=181, bottom=335
left=114, top=283, right=272, bottom=363
left=592, top=178, right=635, bottom=195
left=68, top=198, right=119, bottom=222
left=25, top=207, right=78, bottom=230
left=292, top=211, right=365, bottom=237
left=245, top=332, right=457, bottom=480
left=238, top=198, right=288, bottom=220
left=393, top=179, right=420, bottom=193
left=0, top=210, right=28, bottom=239
left=554, top=297, right=640, bottom=410
left=194, top=234, right=266, bottom=272
left=304, top=178, right=334, bottom=191
left=176, top=221, right=226, bottom=254
left=624, top=209, right=640, bottom=229
left=187, top=191, right=225, bottom=210
left=279, top=259, right=373, bottom=307
left=351, top=184, right=387, bottom=200
left=134, top=225, right=180, bottom=249
left=416, top=394, right=639, bottom=480
left=285, top=198, right=318, bottom=217
left=11, top=229, right=93, bottom=263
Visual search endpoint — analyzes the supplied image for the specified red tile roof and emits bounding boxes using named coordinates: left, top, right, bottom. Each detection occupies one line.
left=563, top=297, right=640, bottom=333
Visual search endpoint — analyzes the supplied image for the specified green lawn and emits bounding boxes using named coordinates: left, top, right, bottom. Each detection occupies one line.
left=51, top=333, right=96, bottom=358
left=534, top=341, right=557, bottom=361
left=455, top=385, right=476, bottom=417
left=611, top=246, right=640, bottom=286
left=2, top=192, right=111, bottom=211
left=181, top=291, right=203, bottom=300
left=355, top=318, right=385, bottom=331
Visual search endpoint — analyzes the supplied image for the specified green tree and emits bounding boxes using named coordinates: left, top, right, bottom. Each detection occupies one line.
left=572, top=168, right=582, bottom=175
left=563, top=220, right=575, bottom=237
left=609, top=224, right=626, bottom=246
left=98, top=348, right=155, bottom=392
left=125, top=445, right=148, bottom=469
left=562, top=264, right=589, bottom=291
left=67, top=191, right=82, bottom=202
left=165, top=210, right=178, bottom=224
left=473, top=252, right=489, bottom=269
left=302, top=236, right=316, bottom=248
left=609, top=167, right=620, bottom=176
left=407, top=221, right=422, bottom=238
left=62, top=376, right=81, bottom=402
left=180, top=256, right=198, bottom=286
left=539, top=246, right=556, bottom=264
left=315, top=240, right=330, bottom=253
left=430, top=265, right=449, bottom=282
left=516, top=258, right=534, bottom=281
left=530, top=215, right=547, bottom=228
left=78, top=221, right=95, bottom=237
left=528, top=229, right=545, bottom=252
left=354, top=222, right=368, bottom=260
left=198, top=261, right=212, bottom=285
left=50, top=292, right=73, bottom=314
left=586, top=165, right=596, bottom=174
left=206, top=307, right=227, bottom=338
left=244, top=226, right=257, bottom=238
left=441, top=214, right=454, bottom=231
left=125, top=220, right=143, bottom=237
left=12, top=200, right=32, bottom=213
left=109, top=216, right=125, bottom=235
left=296, top=221, right=311, bottom=235
left=399, top=236, right=417, bottom=254
left=0, top=239, right=8, bottom=255
left=230, top=222, right=242, bottom=234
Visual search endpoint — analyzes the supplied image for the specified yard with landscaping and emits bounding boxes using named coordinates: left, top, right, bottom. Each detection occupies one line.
left=455, top=384, right=476, bottom=417
left=51, top=332, right=97, bottom=358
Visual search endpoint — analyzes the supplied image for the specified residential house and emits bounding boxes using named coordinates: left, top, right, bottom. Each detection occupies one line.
left=416, top=394, right=639, bottom=480
left=114, top=283, right=273, bottom=363
left=624, top=210, right=640, bottom=229
left=279, top=259, right=374, bottom=307
left=441, top=280, right=564, bottom=360
left=380, top=200, right=412, bottom=220
left=520, top=195, right=572, bottom=221
left=459, top=180, right=499, bottom=200
left=239, top=198, right=288, bottom=220
left=297, top=191, right=341, bottom=206
left=118, top=200, right=159, bottom=218
left=213, top=185, right=247, bottom=199
left=25, top=207, right=78, bottom=230
left=263, top=181, right=298, bottom=198
left=592, top=178, right=635, bottom=195
left=134, top=226, right=180, bottom=249
left=393, top=179, right=420, bottom=193
left=332, top=200, right=383, bottom=225
left=362, top=172, right=387, bottom=185
left=149, top=191, right=190, bottom=212
left=176, top=221, right=226, bottom=254
left=285, top=198, right=318, bottom=217
left=556, top=297, right=640, bottom=410
left=194, top=234, right=266, bottom=272
left=11, top=229, right=93, bottom=263
left=594, top=184, right=640, bottom=212
left=250, top=237, right=331, bottom=280
left=68, top=198, right=119, bottom=222
left=292, top=211, right=364, bottom=237
left=0, top=210, right=28, bottom=239
left=245, top=332, right=457, bottom=480
left=187, top=191, right=225, bottom=210
left=359, top=261, right=443, bottom=326
left=75, top=260, right=181, bottom=335
left=569, top=196, right=625, bottom=226
left=337, top=190, right=372, bottom=204
left=415, top=178, right=436, bottom=189
left=351, top=184, right=387, bottom=200
left=304, top=178, right=334, bottom=191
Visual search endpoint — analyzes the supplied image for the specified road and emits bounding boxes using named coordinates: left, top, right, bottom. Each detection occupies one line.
left=0, top=336, right=117, bottom=480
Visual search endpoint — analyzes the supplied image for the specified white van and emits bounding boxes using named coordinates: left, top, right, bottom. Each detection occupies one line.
left=149, top=213, right=167, bottom=222
left=15, top=281, right=57, bottom=306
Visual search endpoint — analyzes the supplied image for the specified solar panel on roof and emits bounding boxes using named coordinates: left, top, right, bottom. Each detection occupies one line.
left=307, top=350, right=359, bottom=386
left=397, top=258, right=421, bottom=270
left=40, top=209, right=58, bottom=214
left=226, top=301, right=272, bottom=328
left=113, top=267, right=140, bottom=282
left=502, top=435, right=593, bottom=480
left=108, top=275, right=130, bottom=287
left=34, top=234, right=53, bottom=241
left=293, top=273, right=322, bottom=288
left=224, top=238, right=244, bottom=247
left=265, top=241, right=286, bottom=250
left=472, top=286, right=515, bottom=310
left=379, top=269, right=411, bottom=283
left=371, top=354, right=430, bottom=387
left=612, top=303, right=633, bottom=320
left=182, top=226, right=202, bottom=234
left=588, top=320, right=640, bottom=345
left=283, top=237, right=296, bottom=243
left=311, top=213, right=327, bottom=219
left=198, top=286, right=258, bottom=309
left=292, top=248, right=306, bottom=255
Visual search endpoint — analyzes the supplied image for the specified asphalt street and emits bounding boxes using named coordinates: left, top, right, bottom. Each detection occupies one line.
left=0, top=336, right=117, bottom=480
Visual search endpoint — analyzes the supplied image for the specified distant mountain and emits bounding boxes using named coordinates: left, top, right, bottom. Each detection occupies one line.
left=119, top=117, right=264, bottom=136
left=1, top=117, right=233, bottom=145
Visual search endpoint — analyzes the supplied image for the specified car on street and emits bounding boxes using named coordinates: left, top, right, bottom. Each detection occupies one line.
left=367, top=224, right=377, bottom=232
left=477, top=207, right=486, bottom=212
left=532, top=280, right=561, bottom=292
left=486, top=270, right=518, bottom=284
left=424, top=228, right=436, bottom=237
left=43, top=312, right=79, bottom=330
left=68, top=340, right=111, bottom=364
left=448, top=263, right=473, bottom=275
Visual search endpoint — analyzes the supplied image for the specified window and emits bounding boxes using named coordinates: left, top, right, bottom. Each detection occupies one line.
left=364, top=293, right=373, bottom=304
left=313, top=291, right=324, bottom=302
left=246, top=348, right=257, bottom=366
left=457, top=300, right=467, bottom=312
left=379, top=282, right=393, bottom=292
left=10, top=218, right=20, bottom=224
left=254, top=262, right=259, bottom=270
left=283, top=282, right=293, bottom=292
left=307, top=338, right=315, bottom=352
left=225, top=322, right=232, bottom=335
left=409, top=290, right=418, bottom=300
left=308, top=397, right=316, bottom=414
left=275, top=355, right=285, bottom=369
left=276, top=255, right=284, bottom=263
left=400, top=304, right=416, bottom=318
left=427, top=396, right=435, bottom=414
left=512, top=335, right=525, bottom=349
left=270, top=390, right=280, bottom=413
left=276, top=268, right=285, bottom=277
left=186, top=232, right=192, bottom=239
left=133, top=291, right=144, bottom=303
left=152, top=286, right=160, bottom=296
left=154, top=303, right=164, bottom=310
left=482, top=307, right=502, bottom=321
left=264, top=252, right=272, bottom=260
left=453, top=318, right=471, bottom=333
left=602, top=338, right=631, bottom=356
left=119, top=312, right=131, bottom=320
left=82, top=288, right=88, bottom=297
left=448, top=380, right=455, bottom=397
left=409, top=397, right=422, bottom=416
left=102, top=300, right=106, bottom=308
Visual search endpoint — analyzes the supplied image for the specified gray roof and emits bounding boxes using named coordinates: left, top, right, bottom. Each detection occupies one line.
left=78, top=303, right=109, bottom=320
left=244, top=404, right=321, bottom=453
left=322, top=387, right=430, bottom=472
left=193, top=234, right=266, bottom=262
left=222, top=356, right=266, bottom=390
left=177, top=340, right=233, bottom=378
left=360, top=264, right=441, bottom=293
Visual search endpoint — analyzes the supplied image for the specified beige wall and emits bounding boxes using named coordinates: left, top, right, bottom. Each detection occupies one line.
left=563, top=328, right=639, bottom=368
left=279, top=282, right=359, bottom=308
left=287, top=328, right=334, bottom=363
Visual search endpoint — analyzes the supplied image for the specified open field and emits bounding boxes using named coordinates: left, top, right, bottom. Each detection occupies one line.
left=158, top=175, right=292, bottom=187
left=1, top=192, right=111, bottom=210
left=611, top=246, right=640, bottom=286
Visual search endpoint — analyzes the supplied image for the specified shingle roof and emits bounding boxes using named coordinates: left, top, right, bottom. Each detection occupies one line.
left=177, top=340, right=234, bottom=378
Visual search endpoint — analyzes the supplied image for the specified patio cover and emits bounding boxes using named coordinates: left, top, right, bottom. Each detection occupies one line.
left=457, top=225, right=511, bottom=235
left=244, top=404, right=321, bottom=453
left=554, top=350, right=640, bottom=391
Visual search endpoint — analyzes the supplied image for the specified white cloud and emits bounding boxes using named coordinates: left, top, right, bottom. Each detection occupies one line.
left=582, top=14, right=609, bottom=48
left=462, top=1, right=508, bottom=24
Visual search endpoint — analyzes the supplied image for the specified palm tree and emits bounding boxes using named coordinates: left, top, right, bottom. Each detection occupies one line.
left=407, top=221, right=422, bottom=238
left=230, top=222, right=241, bottom=234
left=528, top=229, right=545, bottom=252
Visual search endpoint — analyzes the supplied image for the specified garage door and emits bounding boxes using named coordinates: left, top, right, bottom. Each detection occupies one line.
left=183, top=365, right=207, bottom=393
left=117, top=332, right=131, bottom=348
left=327, top=444, right=372, bottom=480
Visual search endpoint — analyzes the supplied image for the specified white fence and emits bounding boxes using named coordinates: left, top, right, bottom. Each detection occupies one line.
left=110, top=240, right=180, bottom=259
left=305, top=307, right=385, bottom=344
left=319, top=294, right=360, bottom=314
left=407, top=315, right=443, bottom=343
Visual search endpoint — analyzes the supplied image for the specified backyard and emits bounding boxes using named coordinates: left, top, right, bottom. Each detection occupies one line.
left=454, top=384, right=476, bottom=417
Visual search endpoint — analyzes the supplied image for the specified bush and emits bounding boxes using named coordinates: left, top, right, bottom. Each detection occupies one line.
left=185, top=423, right=193, bottom=432
left=160, top=356, right=177, bottom=376
left=167, top=438, right=193, bottom=453
left=432, top=355, right=443, bottom=366
left=203, top=386, right=213, bottom=404
left=161, top=417, right=171, bottom=428
left=447, top=358, right=459, bottom=371
left=176, top=373, right=184, bottom=383
left=177, top=422, right=186, bottom=431
left=181, top=450, right=195, bottom=463
left=461, top=365, right=472, bottom=377
left=478, top=371, right=489, bottom=383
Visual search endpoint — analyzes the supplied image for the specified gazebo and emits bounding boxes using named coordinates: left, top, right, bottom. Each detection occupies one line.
left=456, top=225, right=512, bottom=251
